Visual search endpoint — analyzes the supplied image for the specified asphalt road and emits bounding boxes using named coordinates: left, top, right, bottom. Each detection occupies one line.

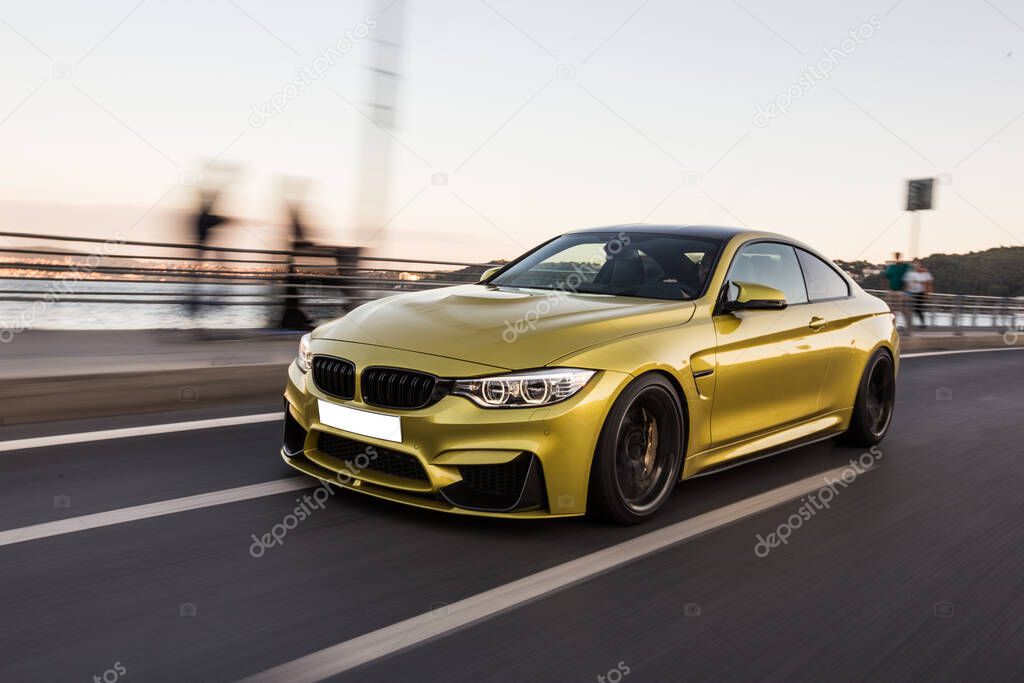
left=2, top=349, right=1023, bottom=682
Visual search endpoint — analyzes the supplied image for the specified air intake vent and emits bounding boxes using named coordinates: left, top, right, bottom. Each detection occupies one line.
left=362, top=367, right=442, bottom=409
left=457, top=457, right=534, bottom=497
left=440, top=454, right=545, bottom=512
left=312, top=356, right=355, bottom=399
left=318, top=433, right=429, bottom=482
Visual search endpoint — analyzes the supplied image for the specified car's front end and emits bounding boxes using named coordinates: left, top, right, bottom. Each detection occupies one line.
left=281, top=332, right=634, bottom=518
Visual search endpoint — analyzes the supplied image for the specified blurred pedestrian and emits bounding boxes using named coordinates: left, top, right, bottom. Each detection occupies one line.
left=885, top=252, right=913, bottom=335
left=331, top=245, right=362, bottom=314
left=186, top=180, right=233, bottom=320
left=903, top=260, right=934, bottom=330
left=194, top=188, right=228, bottom=253
left=277, top=177, right=314, bottom=330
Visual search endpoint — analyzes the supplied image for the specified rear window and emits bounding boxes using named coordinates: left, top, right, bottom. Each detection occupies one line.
left=797, top=249, right=850, bottom=300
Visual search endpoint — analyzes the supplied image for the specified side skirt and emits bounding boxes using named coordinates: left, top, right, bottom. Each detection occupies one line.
left=682, top=409, right=851, bottom=479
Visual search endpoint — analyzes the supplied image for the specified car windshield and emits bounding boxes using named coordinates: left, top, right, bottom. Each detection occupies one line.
left=490, top=232, right=722, bottom=301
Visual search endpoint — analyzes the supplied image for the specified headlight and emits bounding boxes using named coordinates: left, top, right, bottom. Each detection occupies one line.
left=452, top=368, right=596, bottom=407
left=296, top=333, right=313, bottom=373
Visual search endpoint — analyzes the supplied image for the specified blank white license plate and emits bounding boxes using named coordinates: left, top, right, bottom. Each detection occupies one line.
left=317, top=400, right=402, bottom=443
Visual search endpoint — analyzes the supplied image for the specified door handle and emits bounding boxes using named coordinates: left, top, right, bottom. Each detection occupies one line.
left=808, top=316, right=828, bottom=331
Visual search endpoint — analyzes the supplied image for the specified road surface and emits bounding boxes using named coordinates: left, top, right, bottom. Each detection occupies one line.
left=1, top=348, right=1022, bottom=682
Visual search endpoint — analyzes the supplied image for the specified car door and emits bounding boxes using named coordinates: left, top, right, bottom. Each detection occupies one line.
left=710, top=241, right=835, bottom=446
left=794, top=247, right=857, bottom=413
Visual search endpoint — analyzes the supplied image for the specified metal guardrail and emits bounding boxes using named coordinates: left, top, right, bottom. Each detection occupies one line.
left=0, top=232, right=499, bottom=315
left=865, top=289, right=1024, bottom=334
left=1, top=231, right=1020, bottom=333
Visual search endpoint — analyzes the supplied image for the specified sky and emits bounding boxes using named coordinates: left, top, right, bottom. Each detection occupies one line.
left=0, top=0, right=1022, bottom=264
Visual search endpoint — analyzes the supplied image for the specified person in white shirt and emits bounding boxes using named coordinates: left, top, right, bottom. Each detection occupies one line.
left=903, top=262, right=934, bottom=329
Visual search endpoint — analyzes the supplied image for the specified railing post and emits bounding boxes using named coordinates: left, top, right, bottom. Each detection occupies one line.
left=954, top=295, right=964, bottom=336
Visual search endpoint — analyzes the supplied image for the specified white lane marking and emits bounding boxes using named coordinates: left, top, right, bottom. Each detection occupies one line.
left=242, top=464, right=864, bottom=683
left=0, top=478, right=312, bottom=547
left=0, top=412, right=282, bottom=453
left=901, top=346, right=1024, bottom=359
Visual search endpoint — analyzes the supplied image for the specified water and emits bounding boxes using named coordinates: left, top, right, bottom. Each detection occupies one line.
left=0, top=279, right=351, bottom=330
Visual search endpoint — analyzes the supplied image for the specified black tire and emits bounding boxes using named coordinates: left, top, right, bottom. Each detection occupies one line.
left=587, top=374, right=685, bottom=524
left=841, top=349, right=896, bottom=447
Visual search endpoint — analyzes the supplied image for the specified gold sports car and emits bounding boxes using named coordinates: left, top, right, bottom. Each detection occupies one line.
left=282, top=226, right=898, bottom=523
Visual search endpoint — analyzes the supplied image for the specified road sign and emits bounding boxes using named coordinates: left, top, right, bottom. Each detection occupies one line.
left=906, top=178, right=934, bottom=211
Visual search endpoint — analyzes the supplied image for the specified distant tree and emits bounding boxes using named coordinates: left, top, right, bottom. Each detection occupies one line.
left=920, top=247, right=1024, bottom=296
left=848, top=246, right=1024, bottom=296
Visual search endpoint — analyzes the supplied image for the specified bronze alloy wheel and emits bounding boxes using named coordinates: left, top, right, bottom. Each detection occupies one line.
left=590, top=375, right=684, bottom=524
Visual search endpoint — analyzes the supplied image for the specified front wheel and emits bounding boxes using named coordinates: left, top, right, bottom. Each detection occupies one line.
left=588, top=374, right=685, bottom=524
left=842, top=349, right=896, bottom=446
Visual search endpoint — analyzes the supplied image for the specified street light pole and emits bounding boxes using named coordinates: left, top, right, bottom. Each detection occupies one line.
left=910, top=210, right=921, bottom=260
left=353, top=0, right=406, bottom=254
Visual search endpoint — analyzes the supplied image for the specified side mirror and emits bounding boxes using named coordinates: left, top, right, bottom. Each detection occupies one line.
left=479, top=266, right=502, bottom=282
left=722, top=281, right=788, bottom=313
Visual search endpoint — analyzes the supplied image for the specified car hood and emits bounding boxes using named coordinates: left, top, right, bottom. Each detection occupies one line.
left=315, top=284, right=695, bottom=370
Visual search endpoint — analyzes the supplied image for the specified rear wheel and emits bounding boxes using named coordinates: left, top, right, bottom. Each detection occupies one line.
left=588, top=375, right=684, bottom=524
left=842, top=350, right=895, bottom=446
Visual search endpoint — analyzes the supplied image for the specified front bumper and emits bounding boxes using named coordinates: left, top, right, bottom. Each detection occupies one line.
left=281, top=344, right=631, bottom=518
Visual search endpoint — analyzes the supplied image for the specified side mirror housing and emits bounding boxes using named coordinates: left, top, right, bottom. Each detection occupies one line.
left=479, top=266, right=502, bottom=282
left=722, top=281, right=788, bottom=313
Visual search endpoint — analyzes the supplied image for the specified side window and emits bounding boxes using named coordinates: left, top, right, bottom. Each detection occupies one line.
left=797, top=249, right=850, bottom=300
left=727, top=242, right=808, bottom=305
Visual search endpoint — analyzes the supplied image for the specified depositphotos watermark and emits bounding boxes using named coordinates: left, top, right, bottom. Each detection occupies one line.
left=754, top=15, right=883, bottom=128
left=502, top=232, right=630, bottom=343
left=249, top=446, right=377, bottom=557
left=596, top=660, right=631, bottom=683
left=248, top=16, right=378, bottom=127
left=92, top=661, right=127, bottom=683
left=754, top=446, right=882, bottom=557
left=0, top=231, right=125, bottom=343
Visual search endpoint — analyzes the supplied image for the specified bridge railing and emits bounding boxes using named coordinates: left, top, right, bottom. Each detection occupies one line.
left=0, top=231, right=499, bottom=313
left=863, top=289, right=1024, bottom=334
left=0, top=231, right=1020, bottom=333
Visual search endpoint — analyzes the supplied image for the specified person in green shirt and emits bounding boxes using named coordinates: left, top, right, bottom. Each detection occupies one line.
left=885, top=252, right=910, bottom=291
left=884, top=252, right=912, bottom=335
